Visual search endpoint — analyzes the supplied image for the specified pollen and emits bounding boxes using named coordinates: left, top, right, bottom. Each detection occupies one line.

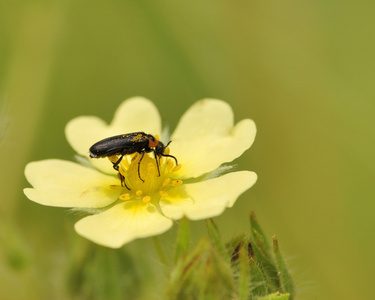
left=108, top=155, right=119, bottom=164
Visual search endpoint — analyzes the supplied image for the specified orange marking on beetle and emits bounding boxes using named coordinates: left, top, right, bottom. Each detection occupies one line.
left=148, top=137, right=159, bottom=148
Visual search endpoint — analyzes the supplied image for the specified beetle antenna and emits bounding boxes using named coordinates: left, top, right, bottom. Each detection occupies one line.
left=161, top=154, right=178, bottom=167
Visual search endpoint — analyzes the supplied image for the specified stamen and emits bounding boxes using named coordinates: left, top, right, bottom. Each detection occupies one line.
left=166, top=159, right=174, bottom=171
left=162, top=178, right=171, bottom=187
left=172, top=180, right=183, bottom=187
left=164, top=147, right=170, bottom=155
left=142, top=196, right=151, bottom=202
left=121, top=157, right=130, bottom=168
left=119, top=193, right=131, bottom=201
left=154, top=134, right=160, bottom=141
left=159, top=191, right=168, bottom=197
left=148, top=163, right=156, bottom=176
left=105, top=147, right=183, bottom=203
left=118, top=166, right=126, bottom=177
left=109, top=184, right=121, bottom=189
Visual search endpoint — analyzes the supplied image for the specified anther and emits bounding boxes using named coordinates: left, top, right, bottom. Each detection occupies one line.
left=119, top=193, right=131, bottom=200
left=118, top=165, right=126, bottom=177
left=166, top=159, right=174, bottom=170
left=159, top=191, right=168, bottom=197
left=136, top=190, right=143, bottom=197
left=109, top=184, right=121, bottom=189
left=172, top=164, right=182, bottom=172
left=142, top=196, right=151, bottom=202
left=162, top=178, right=171, bottom=187
left=172, top=180, right=183, bottom=187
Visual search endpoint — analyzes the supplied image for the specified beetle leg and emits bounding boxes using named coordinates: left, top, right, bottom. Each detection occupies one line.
left=153, top=150, right=161, bottom=177
left=112, top=154, right=124, bottom=171
left=118, top=172, right=131, bottom=190
left=112, top=155, right=131, bottom=189
left=138, top=151, right=146, bottom=182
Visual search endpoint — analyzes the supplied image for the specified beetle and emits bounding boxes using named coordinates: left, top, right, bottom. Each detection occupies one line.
left=89, top=132, right=178, bottom=189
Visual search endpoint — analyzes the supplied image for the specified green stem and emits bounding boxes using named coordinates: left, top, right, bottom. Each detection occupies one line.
left=152, top=236, right=168, bottom=266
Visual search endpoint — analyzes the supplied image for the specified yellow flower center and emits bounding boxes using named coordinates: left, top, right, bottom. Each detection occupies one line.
left=110, top=151, right=182, bottom=204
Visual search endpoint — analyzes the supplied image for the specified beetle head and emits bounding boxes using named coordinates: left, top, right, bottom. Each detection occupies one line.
left=155, top=140, right=178, bottom=166
left=155, top=141, right=166, bottom=156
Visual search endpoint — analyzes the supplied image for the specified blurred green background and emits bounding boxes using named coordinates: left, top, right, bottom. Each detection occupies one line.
left=1, top=0, right=374, bottom=299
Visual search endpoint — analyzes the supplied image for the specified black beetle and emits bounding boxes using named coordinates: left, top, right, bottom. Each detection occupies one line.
left=89, top=132, right=178, bottom=189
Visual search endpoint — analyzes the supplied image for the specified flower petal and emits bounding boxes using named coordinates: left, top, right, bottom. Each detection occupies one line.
left=111, top=96, right=162, bottom=134
left=170, top=99, right=256, bottom=178
left=65, top=97, right=162, bottom=174
left=160, top=171, right=257, bottom=220
left=74, top=201, right=173, bottom=248
left=24, top=159, right=121, bottom=208
left=66, top=116, right=110, bottom=157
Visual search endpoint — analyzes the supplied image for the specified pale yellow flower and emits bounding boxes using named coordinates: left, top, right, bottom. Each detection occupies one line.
left=24, top=97, right=257, bottom=248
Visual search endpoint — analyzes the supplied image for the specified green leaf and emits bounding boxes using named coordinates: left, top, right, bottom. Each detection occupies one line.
left=249, top=256, right=269, bottom=297
left=257, top=292, right=290, bottom=300
left=66, top=242, right=140, bottom=300
left=238, top=245, right=250, bottom=300
left=226, top=233, right=248, bottom=263
left=273, top=235, right=295, bottom=299
left=165, top=238, right=235, bottom=300
left=174, top=217, right=190, bottom=263
left=250, top=212, right=271, bottom=256
left=206, top=219, right=229, bottom=262
left=249, top=235, right=280, bottom=292
left=152, top=236, right=168, bottom=266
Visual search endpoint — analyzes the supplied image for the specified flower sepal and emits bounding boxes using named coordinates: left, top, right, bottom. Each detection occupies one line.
left=165, top=213, right=295, bottom=299
left=227, top=213, right=295, bottom=299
